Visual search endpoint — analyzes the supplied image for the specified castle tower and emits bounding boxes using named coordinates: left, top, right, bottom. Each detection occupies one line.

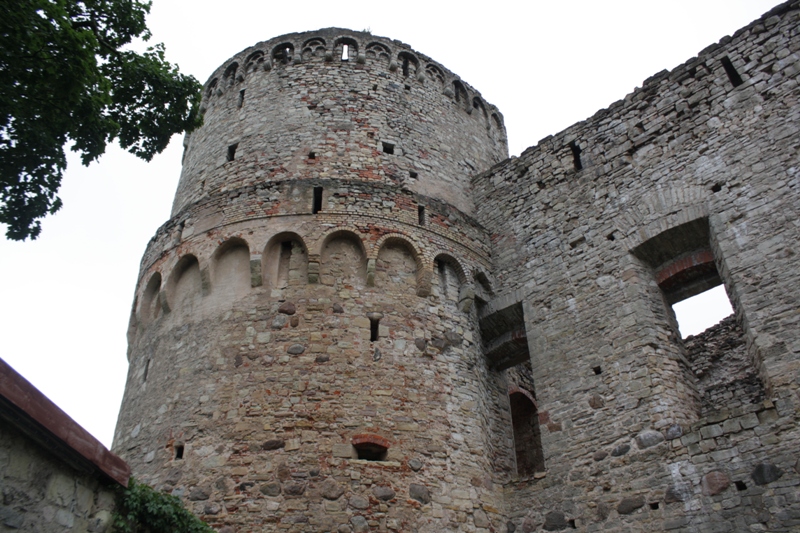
left=114, top=29, right=511, bottom=532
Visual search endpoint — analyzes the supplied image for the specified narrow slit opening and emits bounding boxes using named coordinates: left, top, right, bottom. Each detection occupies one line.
left=341, top=44, right=349, bottom=61
left=569, top=141, right=583, bottom=171
left=720, top=56, right=744, bottom=87
left=237, top=89, right=245, bottom=108
left=418, top=205, right=426, bottom=226
left=226, top=143, right=238, bottom=162
left=369, top=317, right=380, bottom=342
left=174, top=444, right=184, bottom=460
left=143, top=359, right=150, bottom=383
left=312, top=187, right=323, bottom=214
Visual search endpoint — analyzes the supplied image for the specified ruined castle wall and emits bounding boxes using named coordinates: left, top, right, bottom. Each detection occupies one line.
left=473, top=3, right=800, bottom=530
left=173, top=29, right=507, bottom=218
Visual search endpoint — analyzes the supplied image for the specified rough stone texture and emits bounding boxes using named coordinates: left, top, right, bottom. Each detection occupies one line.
left=0, top=420, right=118, bottom=532
left=701, top=471, right=730, bottom=496
left=371, top=485, right=395, bottom=501
left=751, top=462, right=783, bottom=485
left=636, top=429, right=665, bottom=449
left=684, top=315, right=765, bottom=414
left=617, top=496, right=645, bottom=515
left=114, top=8, right=800, bottom=533
left=543, top=510, right=568, bottom=530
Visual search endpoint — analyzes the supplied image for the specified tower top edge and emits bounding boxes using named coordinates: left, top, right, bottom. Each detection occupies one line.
left=202, top=27, right=504, bottom=119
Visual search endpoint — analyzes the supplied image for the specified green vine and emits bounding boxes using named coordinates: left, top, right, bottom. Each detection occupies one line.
left=113, top=477, right=214, bottom=533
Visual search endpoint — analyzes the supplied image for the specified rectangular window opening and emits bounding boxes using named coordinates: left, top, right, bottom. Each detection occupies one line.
left=237, top=89, right=245, bottom=108
left=341, top=44, right=349, bottom=61
left=174, top=444, right=184, bottom=460
left=382, top=142, right=394, bottom=155
left=409, top=171, right=418, bottom=179
left=649, top=502, right=659, bottom=510
left=418, top=205, right=426, bottom=226
left=312, top=186, right=323, bottom=214
left=720, top=56, right=744, bottom=87
left=369, top=317, right=380, bottom=342
left=226, top=143, right=238, bottom=162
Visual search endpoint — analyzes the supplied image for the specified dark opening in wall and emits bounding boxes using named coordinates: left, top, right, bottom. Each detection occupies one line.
left=226, top=143, right=238, bottom=162
left=143, top=359, right=150, bottom=383
left=593, top=366, right=602, bottom=375
left=354, top=442, right=387, bottom=461
left=308, top=151, right=316, bottom=159
left=174, top=444, right=184, bottom=460
left=418, top=205, right=426, bottom=225
left=409, top=171, right=418, bottom=179
left=369, top=316, right=380, bottom=342
left=312, top=187, right=323, bottom=214
left=382, top=142, right=394, bottom=155
left=237, top=89, right=245, bottom=108
left=404, top=84, right=411, bottom=91
left=711, top=183, right=723, bottom=193
left=720, top=56, right=744, bottom=87
left=402, top=56, right=409, bottom=77
left=509, top=391, right=545, bottom=476
left=649, top=502, right=659, bottom=510
left=569, top=141, right=583, bottom=171
left=735, top=480, right=747, bottom=491
left=568, top=519, right=577, bottom=529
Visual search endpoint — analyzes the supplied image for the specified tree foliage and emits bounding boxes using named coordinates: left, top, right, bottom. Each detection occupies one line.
left=0, top=0, right=202, bottom=240
left=113, top=477, right=214, bottom=533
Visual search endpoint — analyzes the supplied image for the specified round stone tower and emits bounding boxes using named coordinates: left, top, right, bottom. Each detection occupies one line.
left=114, top=28, right=509, bottom=532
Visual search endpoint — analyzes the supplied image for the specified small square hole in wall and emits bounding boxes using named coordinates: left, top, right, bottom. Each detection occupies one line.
left=649, top=502, right=659, bottom=510
left=404, top=84, right=411, bottom=91
left=735, top=480, right=747, bottom=491
left=568, top=519, right=577, bottom=529
left=354, top=442, right=387, bottom=461
left=308, top=151, right=316, bottom=159
left=409, top=171, right=418, bottom=179
left=382, top=142, right=394, bottom=155
left=592, top=366, right=602, bottom=375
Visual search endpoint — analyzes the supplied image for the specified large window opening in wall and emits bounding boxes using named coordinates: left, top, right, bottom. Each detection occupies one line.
left=673, top=284, right=733, bottom=338
left=632, top=217, right=764, bottom=415
left=509, top=390, right=545, bottom=476
left=354, top=442, right=387, bottom=461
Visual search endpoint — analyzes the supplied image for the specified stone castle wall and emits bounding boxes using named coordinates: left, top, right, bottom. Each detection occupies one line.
left=115, top=4, right=800, bottom=533
left=471, top=2, right=800, bottom=530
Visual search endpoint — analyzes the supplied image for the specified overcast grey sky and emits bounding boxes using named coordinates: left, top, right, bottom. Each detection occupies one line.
left=0, top=0, right=777, bottom=447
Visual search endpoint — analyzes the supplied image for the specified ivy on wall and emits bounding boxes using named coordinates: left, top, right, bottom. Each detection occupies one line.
left=113, top=478, right=213, bottom=533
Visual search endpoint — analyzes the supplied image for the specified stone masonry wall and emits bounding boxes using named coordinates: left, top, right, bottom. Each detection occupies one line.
left=174, top=28, right=507, bottom=217
left=472, top=2, right=800, bottom=531
left=115, top=4, right=800, bottom=533
left=0, top=420, right=117, bottom=532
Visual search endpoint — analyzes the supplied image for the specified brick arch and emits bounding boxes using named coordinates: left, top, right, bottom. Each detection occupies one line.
left=165, top=253, right=205, bottom=313
left=262, top=231, right=309, bottom=289
left=433, top=252, right=468, bottom=285
left=138, top=271, right=164, bottom=324
left=371, top=233, right=430, bottom=297
left=209, top=237, right=252, bottom=298
left=312, top=226, right=367, bottom=258
left=618, top=187, right=709, bottom=253
left=508, top=385, right=537, bottom=410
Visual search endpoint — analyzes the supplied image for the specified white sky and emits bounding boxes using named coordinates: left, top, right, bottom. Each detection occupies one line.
left=0, top=0, right=775, bottom=448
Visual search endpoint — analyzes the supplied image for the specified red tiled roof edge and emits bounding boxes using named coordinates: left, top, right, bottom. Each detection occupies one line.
left=0, top=357, right=130, bottom=487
